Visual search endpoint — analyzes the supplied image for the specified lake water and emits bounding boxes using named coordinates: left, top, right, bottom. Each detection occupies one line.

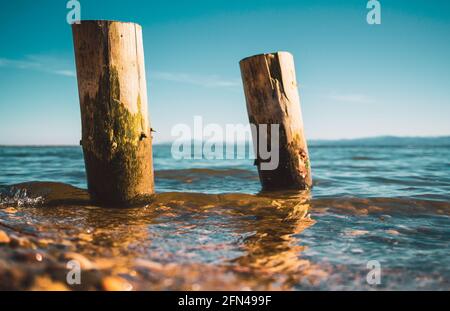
left=0, top=137, right=449, bottom=290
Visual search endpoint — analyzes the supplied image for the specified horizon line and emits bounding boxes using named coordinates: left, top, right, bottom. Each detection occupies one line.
left=1, top=135, right=449, bottom=147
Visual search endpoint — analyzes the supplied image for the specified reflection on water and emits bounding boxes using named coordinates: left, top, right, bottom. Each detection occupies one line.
left=0, top=182, right=449, bottom=290
left=0, top=183, right=319, bottom=290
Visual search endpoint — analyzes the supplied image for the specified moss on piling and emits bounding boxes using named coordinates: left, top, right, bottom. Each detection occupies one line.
left=80, top=66, right=153, bottom=206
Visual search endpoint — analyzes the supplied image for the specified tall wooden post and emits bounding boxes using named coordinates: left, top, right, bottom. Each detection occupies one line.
left=240, top=51, right=312, bottom=191
left=72, top=20, right=154, bottom=206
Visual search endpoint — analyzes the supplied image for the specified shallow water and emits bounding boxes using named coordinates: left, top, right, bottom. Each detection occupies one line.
left=0, top=138, right=449, bottom=290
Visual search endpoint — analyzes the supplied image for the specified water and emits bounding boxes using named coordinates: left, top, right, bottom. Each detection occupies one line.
left=0, top=137, right=449, bottom=290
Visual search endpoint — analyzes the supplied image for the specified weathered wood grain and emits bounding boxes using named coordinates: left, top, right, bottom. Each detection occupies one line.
left=240, top=51, right=312, bottom=191
left=72, top=20, right=154, bottom=206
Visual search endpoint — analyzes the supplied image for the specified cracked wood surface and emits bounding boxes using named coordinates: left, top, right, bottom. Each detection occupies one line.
left=240, top=51, right=312, bottom=191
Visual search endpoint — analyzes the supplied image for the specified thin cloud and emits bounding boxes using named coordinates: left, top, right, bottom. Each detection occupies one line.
left=0, top=57, right=239, bottom=84
left=151, top=71, right=240, bottom=88
left=0, top=55, right=76, bottom=77
left=327, top=93, right=375, bottom=104
left=51, top=69, right=76, bottom=77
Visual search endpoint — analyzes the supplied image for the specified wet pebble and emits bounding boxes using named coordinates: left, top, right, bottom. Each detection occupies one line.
left=77, top=233, right=93, bottom=242
left=91, top=258, right=116, bottom=270
left=63, top=252, right=96, bottom=270
left=36, top=238, right=54, bottom=247
left=102, top=276, right=133, bottom=291
left=385, top=229, right=400, bottom=235
left=35, top=253, right=43, bottom=262
left=12, top=249, right=44, bottom=263
left=3, top=207, right=17, bottom=214
left=0, top=230, right=11, bottom=244
left=9, top=234, right=33, bottom=248
left=31, top=276, right=69, bottom=291
left=134, top=259, right=164, bottom=271
left=345, top=230, right=369, bottom=237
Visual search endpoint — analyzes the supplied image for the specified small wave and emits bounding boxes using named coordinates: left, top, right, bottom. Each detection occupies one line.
left=311, top=197, right=450, bottom=216
left=0, top=186, right=44, bottom=207
left=351, top=156, right=381, bottom=161
left=1, top=182, right=449, bottom=216
left=0, top=182, right=89, bottom=207
left=155, top=168, right=257, bottom=181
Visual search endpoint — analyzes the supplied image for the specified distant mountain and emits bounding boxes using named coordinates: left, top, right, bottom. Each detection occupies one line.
left=151, top=136, right=450, bottom=147
left=310, top=136, right=450, bottom=146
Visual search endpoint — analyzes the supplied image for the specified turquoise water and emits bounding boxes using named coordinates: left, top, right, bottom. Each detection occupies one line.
left=2, top=138, right=450, bottom=200
left=0, top=137, right=449, bottom=290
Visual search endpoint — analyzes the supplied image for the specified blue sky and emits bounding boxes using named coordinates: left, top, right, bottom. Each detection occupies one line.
left=0, top=0, right=449, bottom=144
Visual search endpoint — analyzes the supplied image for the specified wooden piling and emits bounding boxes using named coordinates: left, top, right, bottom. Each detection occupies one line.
left=72, top=20, right=154, bottom=206
left=239, top=51, right=312, bottom=191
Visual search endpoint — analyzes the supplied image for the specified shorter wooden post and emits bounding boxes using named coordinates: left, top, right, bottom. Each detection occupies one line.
left=240, top=51, right=312, bottom=191
left=72, top=20, right=154, bottom=206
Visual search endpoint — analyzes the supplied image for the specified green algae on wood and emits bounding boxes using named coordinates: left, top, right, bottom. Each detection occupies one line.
left=72, top=20, right=154, bottom=206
